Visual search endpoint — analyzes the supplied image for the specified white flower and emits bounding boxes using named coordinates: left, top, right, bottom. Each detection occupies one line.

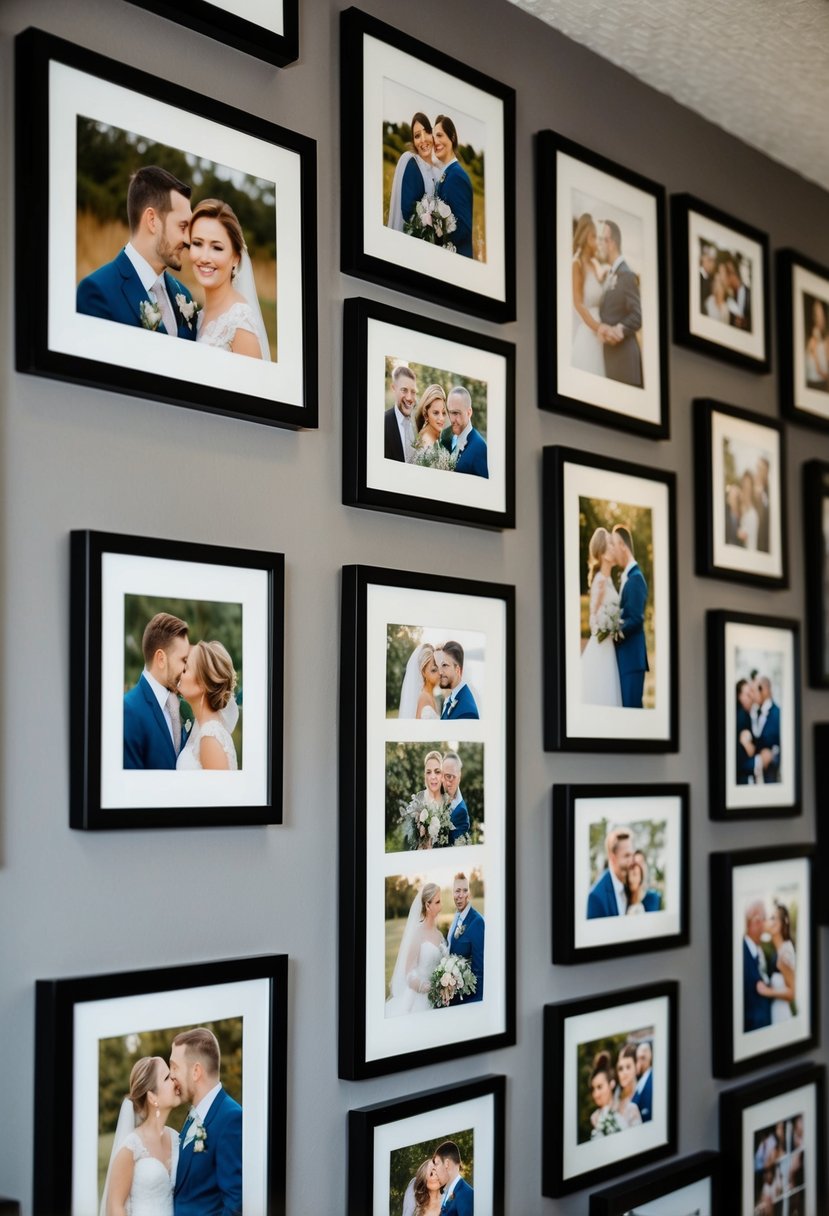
left=193, top=1141, right=205, bottom=1152
left=436, top=200, right=451, bottom=219
left=428, top=815, right=440, bottom=839
left=139, top=299, right=163, bottom=331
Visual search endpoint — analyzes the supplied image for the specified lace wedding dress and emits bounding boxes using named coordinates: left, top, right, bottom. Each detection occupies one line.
left=116, top=1130, right=177, bottom=1216
left=771, top=939, right=796, bottom=1024
left=177, top=719, right=238, bottom=770
left=386, top=937, right=448, bottom=1017
left=197, top=302, right=261, bottom=354
left=572, top=263, right=605, bottom=376
left=581, top=573, right=622, bottom=707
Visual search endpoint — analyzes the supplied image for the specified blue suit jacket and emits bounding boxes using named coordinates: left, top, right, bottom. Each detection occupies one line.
left=642, top=889, right=661, bottom=912
left=587, top=869, right=619, bottom=919
left=174, top=1088, right=242, bottom=1216
left=616, top=565, right=649, bottom=676
left=441, top=683, right=479, bottom=720
left=756, top=703, right=781, bottom=783
left=77, top=248, right=196, bottom=339
left=401, top=156, right=426, bottom=226
left=743, top=940, right=773, bottom=1032
left=123, top=674, right=178, bottom=770
left=448, top=905, right=484, bottom=1002
left=736, top=706, right=756, bottom=784
left=634, top=1070, right=653, bottom=1122
left=442, top=1176, right=473, bottom=1215
left=456, top=427, right=488, bottom=479
left=449, top=797, right=470, bottom=844
left=435, top=161, right=473, bottom=257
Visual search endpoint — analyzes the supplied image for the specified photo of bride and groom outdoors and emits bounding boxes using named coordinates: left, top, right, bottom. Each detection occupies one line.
left=383, top=358, right=489, bottom=479
left=390, top=1132, right=475, bottom=1216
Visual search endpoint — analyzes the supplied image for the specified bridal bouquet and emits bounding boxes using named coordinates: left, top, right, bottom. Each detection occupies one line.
left=404, top=194, right=458, bottom=250
left=428, top=954, right=477, bottom=1008
left=398, top=792, right=453, bottom=850
left=595, top=603, right=622, bottom=644
left=413, top=443, right=458, bottom=472
left=590, top=1107, right=623, bottom=1138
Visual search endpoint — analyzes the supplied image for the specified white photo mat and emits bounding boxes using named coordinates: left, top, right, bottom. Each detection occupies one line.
left=710, top=409, right=782, bottom=579
left=203, top=0, right=285, bottom=36
left=739, top=1082, right=817, bottom=1216
left=687, top=209, right=765, bottom=361
left=792, top=261, right=829, bottom=421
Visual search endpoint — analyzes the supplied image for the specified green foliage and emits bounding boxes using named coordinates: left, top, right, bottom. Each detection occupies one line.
left=576, top=1025, right=653, bottom=1144
left=386, top=624, right=421, bottom=715
left=588, top=818, right=667, bottom=892
left=383, top=359, right=488, bottom=439
left=384, top=741, right=484, bottom=851
left=388, top=1128, right=474, bottom=1214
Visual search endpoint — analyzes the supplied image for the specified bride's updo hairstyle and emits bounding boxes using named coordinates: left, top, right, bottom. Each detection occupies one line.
left=572, top=212, right=595, bottom=258
left=590, top=1050, right=614, bottom=1093
left=587, top=526, right=611, bottom=587
left=418, top=643, right=436, bottom=681
left=419, top=881, right=441, bottom=920
left=434, top=114, right=459, bottom=152
left=128, top=1056, right=163, bottom=1124
left=423, top=749, right=443, bottom=775
left=188, top=640, right=238, bottom=712
left=190, top=199, right=246, bottom=274
left=413, top=384, right=447, bottom=434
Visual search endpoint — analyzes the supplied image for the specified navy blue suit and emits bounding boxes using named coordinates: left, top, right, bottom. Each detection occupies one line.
left=441, top=683, right=479, bottom=720
left=755, top=703, right=781, bottom=783
left=641, top=889, right=661, bottom=912
left=616, top=564, right=649, bottom=708
left=435, top=161, right=473, bottom=257
left=634, top=1070, right=653, bottom=1122
left=174, top=1088, right=242, bottom=1216
left=736, top=705, right=756, bottom=784
left=123, top=674, right=179, bottom=770
left=449, top=797, right=470, bottom=844
left=442, top=1176, right=474, bottom=1214
left=448, top=905, right=484, bottom=1002
left=442, top=425, right=488, bottom=479
left=401, top=157, right=427, bottom=226
left=587, top=869, right=619, bottom=919
left=77, top=248, right=196, bottom=339
left=743, top=940, right=773, bottom=1032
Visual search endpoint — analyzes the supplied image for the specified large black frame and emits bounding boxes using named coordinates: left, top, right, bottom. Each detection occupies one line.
left=816, top=725, right=829, bottom=924
left=542, top=445, right=679, bottom=753
left=803, top=460, right=829, bottom=687
left=33, top=954, right=288, bottom=1216
left=15, top=28, right=317, bottom=429
left=551, top=782, right=690, bottom=964
left=710, top=845, right=817, bottom=1079
left=536, top=129, right=669, bottom=439
left=124, top=0, right=299, bottom=67
left=338, top=564, right=516, bottom=1079
left=347, top=1075, right=505, bottom=1216
left=778, top=248, right=829, bottom=431
left=589, top=1150, right=722, bottom=1216
left=719, top=1062, right=826, bottom=1215
left=342, top=297, right=516, bottom=529
left=339, top=8, right=516, bottom=323
left=70, top=529, right=284, bottom=830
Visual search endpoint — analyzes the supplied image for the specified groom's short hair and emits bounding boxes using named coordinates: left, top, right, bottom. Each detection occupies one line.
left=607, top=827, right=632, bottom=856
left=443, top=751, right=462, bottom=770
left=613, top=525, right=635, bottom=558
left=434, top=1141, right=462, bottom=1166
left=142, top=612, right=189, bottom=665
left=172, top=1027, right=220, bottom=1077
left=447, top=386, right=472, bottom=413
left=441, top=640, right=464, bottom=671
left=127, top=165, right=191, bottom=234
left=392, top=363, right=416, bottom=385
left=604, top=219, right=622, bottom=252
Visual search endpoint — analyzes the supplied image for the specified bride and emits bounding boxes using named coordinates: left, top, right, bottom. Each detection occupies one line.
left=176, top=640, right=239, bottom=771
left=581, top=527, right=622, bottom=707
left=401, top=1159, right=443, bottom=1216
left=571, top=213, right=607, bottom=376
left=386, top=882, right=447, bottom=1016
left=757, top=902, right=797, bottom=1024
left=188, top=198, right=271, bottom=359
left=387, top=112, right=439, bottom=232
left=100, top=1056, right=180, bottom=1216
left=398, top=642, right=441, bottom=718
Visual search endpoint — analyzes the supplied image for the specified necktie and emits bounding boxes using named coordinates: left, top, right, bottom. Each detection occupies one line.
left=449, top=913, right=459, bottom=945
left=451, top=435, right=458, bottom=451
left=167, top=691, right=182, bottom=754
left=153, top=274, right=177, bottom=336
left=180, top=1108, right=197, bottom=1144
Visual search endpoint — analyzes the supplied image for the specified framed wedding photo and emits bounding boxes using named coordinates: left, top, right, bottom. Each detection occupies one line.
left=70, top=530, right=284, bottom=830
left=347, top=1075, right=505, bottom=1216
left=15, top=29, right=317, bottom=428
left=542, top=982, right=678, bottom=1198
left=778, top=249, right=829, bottom=430
left=535, top=130, right=669, bottom=438
left=706, top=611, right=801, bottom=819
left=542, top=446, right=678, bottom=753
left=123, top=0, right=299, bottom=67
left=710, top=845, right=816, bottom=1078
left=803, top=461, right=829, bottom=688
left=671, top=193, right=770, bottom=372
left=693, top=399, right=787, bottom=587
left=33, top=954, right=288, bottom=1216
left=342, top=298, right=515, bottom=529
left=589, top=1150, right=722, bottom=1216
left=339, top=8, right=516, bottom=323
left=339, top=565, right=515, bottom=1079
left=719, top=1063, right=826, bottom=1216
left=551, top=783, right=689, bottom=965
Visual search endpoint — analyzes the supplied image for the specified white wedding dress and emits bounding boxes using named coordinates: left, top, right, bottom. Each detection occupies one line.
left=386, top=937, right=448, bottom=1017
left=581, top=573, right=622, bottom=707
left=572, top=263, right=605, bottom=375
left=114, top=1130, right=177, bottom=1216
left=177, top=718, right=238, bottom=770
left=771, top=940, right=796, bottom=1024
left=197, top=302, right=262, bottom=354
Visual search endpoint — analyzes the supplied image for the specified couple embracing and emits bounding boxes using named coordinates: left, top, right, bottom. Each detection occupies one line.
left=101, top=1028, right=240, bottom=1216
left=387, top=112, right=473, bottom=257
left=402, top=1141, right=473, bottom=1216
left=582, top=524, right=649, bottom=709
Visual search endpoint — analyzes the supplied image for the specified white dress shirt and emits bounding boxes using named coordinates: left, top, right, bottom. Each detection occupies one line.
left=124, top=242, right=176, bottom=335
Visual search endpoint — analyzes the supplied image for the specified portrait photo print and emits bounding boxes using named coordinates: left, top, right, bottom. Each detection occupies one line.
left=778, top=249, right=829, bottom=430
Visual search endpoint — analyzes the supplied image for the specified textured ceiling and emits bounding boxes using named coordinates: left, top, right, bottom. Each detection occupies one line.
left=509, top=0, right=829, bottom=193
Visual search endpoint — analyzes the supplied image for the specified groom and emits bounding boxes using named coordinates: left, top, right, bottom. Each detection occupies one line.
left=447, top=872, right=484, bottom=1003
left=123, top=612, right=190, bottom=769
left=612, top=525, right=649, bottom=709
left=77, top=165, right=197, bottom=339
left=170, top=1027, right=243, bottom=1216
left=432, top=1141, right=473, bottom=1214
left=598, top=220, right=643, bottom=387
left=440, top=386, right=489, bottom=478
left=441, top=752, right=470, bottom=843
left=743, top=901, right=773, bottom=1032
left=437, top=642, right=480, bottom=719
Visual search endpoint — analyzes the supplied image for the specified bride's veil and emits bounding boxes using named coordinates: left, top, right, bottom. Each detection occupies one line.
left=389, top=890, right=423, bottom=1000
left=387, top=150, right=414, bottom=231
left=233, top=247, right=272, bottom=361
left=398, top=645, right=427, bottom=719
left=99, top=1096, right=137, bottom=1216
left=401, top=1176, right=417, bottom=1216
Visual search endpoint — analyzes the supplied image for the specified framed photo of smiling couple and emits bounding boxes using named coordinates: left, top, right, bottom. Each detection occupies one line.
left=339, top=566, right=515, bottom=1079
left=15, top=28, right=317, bottom=429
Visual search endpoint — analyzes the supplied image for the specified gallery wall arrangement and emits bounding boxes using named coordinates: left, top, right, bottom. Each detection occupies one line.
left=2, top=0, right=829, bottom=1213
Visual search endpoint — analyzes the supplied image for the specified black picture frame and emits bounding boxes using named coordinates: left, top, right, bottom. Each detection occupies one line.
left=719, top=1062, right=826, bottom=1215
left=339, top=8, right=516, bottom=324
left=70, top=529, right=284, bottom=830
left=803, top=460, right=829, bottom=687
left=589, top=1150, right=722, bottom=1216
left=542, top=981, right=678, bottom=1198
left=123, top=0, right=299, bottom=67
left=15, top=28, right=317, bottom=429
left=671, top=193, right=771, bottom=373
left=347, top=1075, right=505, bottom=1216
left=0, top=1202, right=20, bottom=1215
left=535, top=129, right=669, bottom=439
left=542, top=445, right=679, bottom=753
left=706, top=610, right=801, bottom=819
left=33, top=954, right=288, bottom=1216
left=777, top=248, right=829, bottom=431
left=551, top=783, right=690, bottom=964
left=339, top=565, right=516, bottom=1079
left=342, top=298, right=516, bottom=529
left=710, top=845, right=817, bottom=1079
left=816, top=725, right=829, bottom=924
left=693, top=398, right=787, bottom=588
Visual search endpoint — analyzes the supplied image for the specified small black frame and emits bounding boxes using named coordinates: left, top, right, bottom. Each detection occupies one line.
left=589, top=1150, right=721, bottom=1216
left=123, top=0, right=299, bottom=67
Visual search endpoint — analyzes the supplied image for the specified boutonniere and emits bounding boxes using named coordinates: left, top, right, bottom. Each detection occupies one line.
left=175, top=292, right=201, bottom=331
left=139, top=297, right=163, bottom=331
left=193, top=1122, right=207, bottom=1152
left=455, top=923, right=466, bottom=938
left=184, top=718, right=193, bottom=735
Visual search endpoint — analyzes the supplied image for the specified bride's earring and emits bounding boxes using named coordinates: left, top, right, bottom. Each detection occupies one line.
left=155, top=1101, right=160, bottom=1121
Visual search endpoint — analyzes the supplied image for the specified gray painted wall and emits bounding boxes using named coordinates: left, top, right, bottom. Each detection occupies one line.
left=0, top=1, right=827, bottom=1212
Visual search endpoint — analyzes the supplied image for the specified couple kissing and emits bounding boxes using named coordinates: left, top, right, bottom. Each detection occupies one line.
left=582, top=523, right=649, bottom=709
left=401, top=1140, right=473, bottom=1216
